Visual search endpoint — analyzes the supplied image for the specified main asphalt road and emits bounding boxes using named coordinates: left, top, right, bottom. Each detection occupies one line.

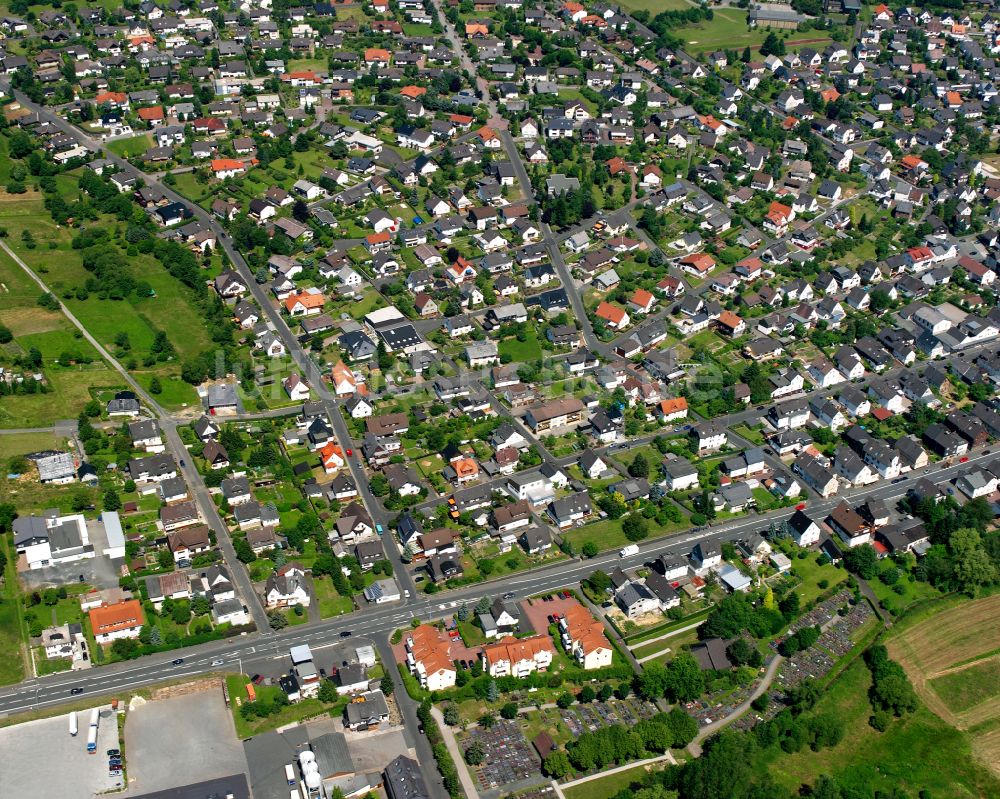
left=0, top=446, right=988, bottom=719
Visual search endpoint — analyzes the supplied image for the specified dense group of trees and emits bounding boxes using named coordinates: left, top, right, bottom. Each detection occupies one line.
left=864, top=645, right=917, bottom=730
left=636, top=652, right=705, bottom=703
left=902, top=496, right=1000, bottom=596
left=700, top=592, right=798, bottom=641
left=544, top=709, right=698, bottom=777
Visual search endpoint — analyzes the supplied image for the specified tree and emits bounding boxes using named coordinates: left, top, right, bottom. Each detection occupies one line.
left=0, top=503, right=16, bottom=532
left=157, top=548, right=174, bottom=571
left=380, top=674, right=394, bottom=696
left=149, top=376, right=162, bottom=395
left=726, top=637, right=759, bottom=667
left=103, top=488, right=122, bottom=511
left=556, top=692, right=574, bottom=709
left=487, top=679, right=499, bottom=702
left=543, top=751, right=571, bottom=778
left=376, top=340, right=395, bottom=372
left=443, top=705, right=460, bottom=726
left=318, top=679, right=339, bottom=703
left=500, top=702, right=518, bottom=719
left=629, top=452, right=650, bottom=479
left=192, top=595, right=211, bottom=616
left=292, top=199, right=310, bottom=222
left=586, top=569, right=612, bottom=594
left=637, top=662, right=670, bottom=700
left=578, top=685, right=596, bottom=703
left=622, top=515, right=649, bottom=542
left=664, top=653, right=705, bottom=702
left=950, top=528, right=997, bottom=594
left=268, top=611, right=288, bottom=630
left=844, top=544, right=879, bottom=580
left=582, top=541, right=599, bottom=558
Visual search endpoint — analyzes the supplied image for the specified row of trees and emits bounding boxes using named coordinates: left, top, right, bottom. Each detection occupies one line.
left=543, top=709, right=698, bottom=777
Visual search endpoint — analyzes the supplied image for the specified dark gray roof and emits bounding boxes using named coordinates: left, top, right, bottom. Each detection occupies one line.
left=384, top=755, right=429, bottom=799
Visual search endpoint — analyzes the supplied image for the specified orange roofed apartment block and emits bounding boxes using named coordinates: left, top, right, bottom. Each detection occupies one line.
left=559, top=603, right=613, bottom=670
left=90, top=599, right=144, bottom=644
left=405, top=624, right=457, bottom=691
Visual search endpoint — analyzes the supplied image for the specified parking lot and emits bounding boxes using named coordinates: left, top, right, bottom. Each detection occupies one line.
left=0, top=705, right=122, bottom=799
left=124, top=687, right=247, bottom=795
left=520, top=592, right=580, bottom=635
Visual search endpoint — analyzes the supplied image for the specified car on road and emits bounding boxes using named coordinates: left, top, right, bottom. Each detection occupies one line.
left=418, top=724, right=425, bottom=734
left=502, top=592, right=514, bottom=600
left=403, top=589, right=410, bottom=598
left=960, top=456, right=969, bottom=463
left=251, top=673, right=264, bottom=685
left=340, top=630, right=352, bottom=637
left=107, top=749, right=120, bottom=757
left=211, top=659, right=224, bottom=666
left=891, top=476, right=908, bottom=484
left=346, top=449, right=353, bottom=456
left=70, top=687, right=84, bottom=695
left=179, top=459, right=185, bottom=467
left=376, top=523, right=384, bottom=536
left=795, top=503, right=806, bottom=511
left=171, top=658, right=184, bottom=665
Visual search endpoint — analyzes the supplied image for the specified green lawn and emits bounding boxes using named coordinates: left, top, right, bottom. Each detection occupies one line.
left=562, top=514, right=690, bottom=554
left=0, top=537, right=26, bottom=685
left=731, top=423, right=765, bottom=445
left=787, top=551, right=848, bottom=606
left=0, top=248, right=125, bottom=427
left=674, top=8, right=768, bottom=52
left=0, top=431, right=65, bottom=461
left=314, top=577, right=354, bottom=619
left=617, top=0, right=690, bottom=10
left=759, top=659, right=1000, bottom=797
left=866, top=572, right=942, bottom=617
left=0, top=195, right=212, bottom=409
left=106, top=134, right=152, bottom=158
left=625, top=607, right=712, bottom=645
left=564, top=762, right=669, bottom=799
left=225, top=674, right=347, bottom=739
left=498, top=329, right=542, bottom=362
left=929, top=658, right=1000, bottom=714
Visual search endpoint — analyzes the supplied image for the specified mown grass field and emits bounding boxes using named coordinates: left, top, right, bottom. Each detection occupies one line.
left=564, top=761, right=670, bottom=799
left=760, top=657, right=1000, bottom=796
left=0, top=193, right=207, bottom=408
left=106, top=134, right=153, bottom=158
left=0, top=231, right=125, bottom=427
left=885, top=593, right=1000, bottom=780
left=0, top=537, right=26, bottom=685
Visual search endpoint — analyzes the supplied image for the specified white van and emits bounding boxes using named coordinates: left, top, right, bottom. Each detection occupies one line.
left=619, top=544, right=639, bottom=558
